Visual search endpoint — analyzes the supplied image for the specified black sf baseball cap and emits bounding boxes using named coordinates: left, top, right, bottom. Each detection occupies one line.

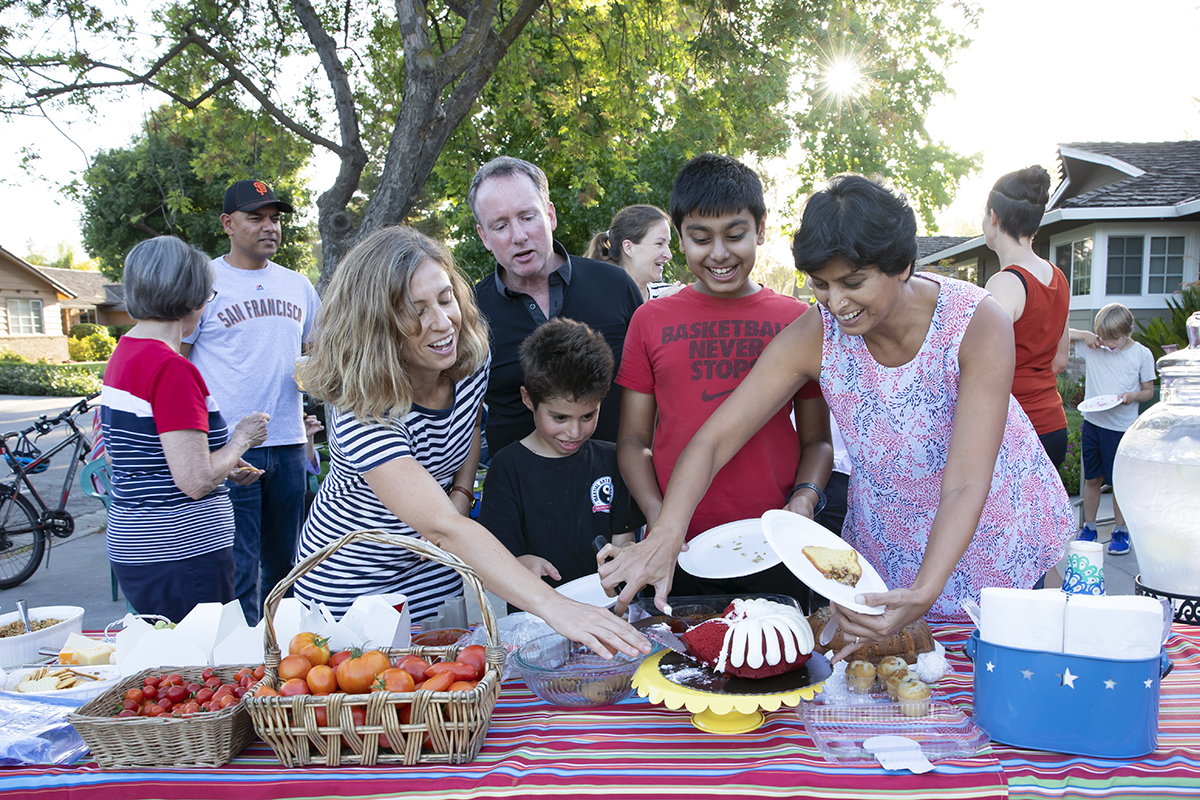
left=223, top=180, right=295, bottom=214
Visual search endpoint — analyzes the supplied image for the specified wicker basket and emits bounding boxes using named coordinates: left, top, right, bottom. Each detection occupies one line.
left=245, top=529, right=505, bottom=767
left=68, top=664, right=257, bottom=768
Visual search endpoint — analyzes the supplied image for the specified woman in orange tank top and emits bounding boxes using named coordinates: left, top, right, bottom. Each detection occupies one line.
left=983, top=166, right=1070, bottom=470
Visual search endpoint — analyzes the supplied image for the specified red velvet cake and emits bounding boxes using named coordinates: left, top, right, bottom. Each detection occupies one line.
left=680, top=598, right=814, bottom=679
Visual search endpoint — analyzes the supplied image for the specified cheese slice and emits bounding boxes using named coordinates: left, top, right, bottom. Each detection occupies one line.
left=60, top=642, right=115, bottom=665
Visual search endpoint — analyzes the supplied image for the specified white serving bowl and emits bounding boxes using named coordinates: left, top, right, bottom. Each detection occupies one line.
left=0, top=605, right=85, bottom=667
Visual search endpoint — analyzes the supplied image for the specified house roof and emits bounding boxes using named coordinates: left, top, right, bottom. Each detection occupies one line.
left=0, top=245, right=77, bottom=297
left=34, top=266, right=121, bottom=310
left=917, top=236, right=973, bottom=261
left=1054, top=141, right=1200, bottom=210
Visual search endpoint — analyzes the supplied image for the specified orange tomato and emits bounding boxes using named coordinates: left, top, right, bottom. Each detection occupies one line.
left=279, top=654, right=313, bottom=682
left=395, top=655, right=431, bottom=683
left=448, top=680, right=478, bottom=692
left=289, top=632, right=332, bottom=667
left=372, top=668, right=415, bottom=694
left=456, top=645, right=486, bottom=680
left=426, top=661, right=478, bottom=681
left=279, top=678, right=311, bottom=697
left=336, top=649, right=389, bottom=694
left=255, top=685, right=279, bottom=697
left=306, top=664, right=338, bottom=695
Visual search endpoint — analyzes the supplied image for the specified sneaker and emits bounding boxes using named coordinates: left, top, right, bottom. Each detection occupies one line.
left=1108, top=530, right=1131, bottom=555
left=1076, top=527, right=1098, bottom=542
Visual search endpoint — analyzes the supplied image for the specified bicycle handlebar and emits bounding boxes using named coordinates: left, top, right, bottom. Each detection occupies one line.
left=13, top=392, right=101, bottom=439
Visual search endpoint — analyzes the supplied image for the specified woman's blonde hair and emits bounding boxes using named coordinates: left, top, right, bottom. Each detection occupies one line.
left=298, top=226, right=489, bottom=423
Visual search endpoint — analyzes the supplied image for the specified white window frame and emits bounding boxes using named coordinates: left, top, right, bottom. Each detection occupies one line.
left=6, top=298, right=45, bottom=335
left=1057, top=223, right=1199, bottom=312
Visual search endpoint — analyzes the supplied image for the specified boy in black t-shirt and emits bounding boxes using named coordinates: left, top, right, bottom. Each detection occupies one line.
left=480, top=318, right=644, bottom=587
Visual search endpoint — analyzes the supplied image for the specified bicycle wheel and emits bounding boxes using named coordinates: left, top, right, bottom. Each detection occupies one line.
left=0, top=490, right=44, bottom=589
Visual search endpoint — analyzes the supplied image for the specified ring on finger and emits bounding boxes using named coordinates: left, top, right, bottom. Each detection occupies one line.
left=854, top=636, right=860, bottom=644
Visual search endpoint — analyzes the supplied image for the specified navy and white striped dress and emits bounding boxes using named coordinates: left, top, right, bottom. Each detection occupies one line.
left=101, top=338, right=235, bottom=564
left=294, top=357, right=489, bottom=621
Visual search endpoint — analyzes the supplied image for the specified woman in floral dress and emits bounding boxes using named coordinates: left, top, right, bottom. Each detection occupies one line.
left=603, top=175, right=1074, bottom=658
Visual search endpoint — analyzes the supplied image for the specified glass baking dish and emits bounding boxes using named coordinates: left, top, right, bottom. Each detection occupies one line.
left=800, top=700, right=990, bottom=764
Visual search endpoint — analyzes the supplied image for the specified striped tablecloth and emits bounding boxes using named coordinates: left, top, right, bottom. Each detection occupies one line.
left=1, top=624, right=1196, bottom=799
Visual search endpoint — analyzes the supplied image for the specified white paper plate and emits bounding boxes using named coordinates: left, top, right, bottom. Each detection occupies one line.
left=2, top=665, right=120, bottom=701
left=555, top=573, right=615, bottom=608
left=1077, top=394, right=1121, bottom=412
left=677, top=518, right=781, bottom=579
left=761, top=509, right=887, bottom=615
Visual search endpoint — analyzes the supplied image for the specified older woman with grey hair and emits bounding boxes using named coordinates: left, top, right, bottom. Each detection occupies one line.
left=100, top=235, right=270, bottom=622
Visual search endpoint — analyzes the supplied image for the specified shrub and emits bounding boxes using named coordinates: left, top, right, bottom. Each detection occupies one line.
left=107, top=324, right=134, bottom=341
left=69, top=322, right=108, bottom=339
left=1058, top=421, right=1082, bottom=493
left=1133, top=285, right=1200, bottom=362
left=0, top=349, right=30, bottom=364
left=68, top=331, right=117, bottom=362
left=1057, top=372, right=1084, bottom=409
left=0, top=363, right=103, bottom=396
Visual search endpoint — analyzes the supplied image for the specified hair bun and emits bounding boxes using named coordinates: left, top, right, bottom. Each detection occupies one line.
left=1019, top=165, right=1052, bottom=204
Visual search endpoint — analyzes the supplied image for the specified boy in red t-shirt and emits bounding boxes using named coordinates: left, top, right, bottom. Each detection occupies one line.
left=610, top=153, right=832, bottom=608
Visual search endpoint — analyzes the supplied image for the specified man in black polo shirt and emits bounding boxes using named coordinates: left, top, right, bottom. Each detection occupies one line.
left=470, top=156, right=643, bottom=454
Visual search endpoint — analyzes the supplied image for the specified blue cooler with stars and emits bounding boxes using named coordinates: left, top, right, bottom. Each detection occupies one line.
left=966, top=629, right=1168, bottom=758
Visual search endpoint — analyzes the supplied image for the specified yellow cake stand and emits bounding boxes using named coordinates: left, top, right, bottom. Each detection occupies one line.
left=632, top=650, right=830, bottom=734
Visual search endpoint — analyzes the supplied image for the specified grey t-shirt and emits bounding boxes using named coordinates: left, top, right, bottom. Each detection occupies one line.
left=1078, top=340, right=1156, bottom=432
left=183, top=257, right=321, bottom=446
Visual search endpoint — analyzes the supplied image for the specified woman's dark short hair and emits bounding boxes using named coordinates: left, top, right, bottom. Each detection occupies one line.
left=123, top=236, right=213, bottom=321
left=670, top=153, right=766, bottom=230
left=987, top=165, right=1052, bottom=241
left=792, top=174, right=918, bottom=277
left=519, top=318, right=614, bottom=408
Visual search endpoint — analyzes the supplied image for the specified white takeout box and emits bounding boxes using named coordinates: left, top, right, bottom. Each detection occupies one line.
left=336, top=594, right=411, bottom=650
left=174, top=601, right=248, bottom=663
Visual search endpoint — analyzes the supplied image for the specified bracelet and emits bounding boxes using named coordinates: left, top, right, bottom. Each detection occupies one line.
left=787, top=482, right=827, bottom=516
left=448, top=485, right=477, bottom=510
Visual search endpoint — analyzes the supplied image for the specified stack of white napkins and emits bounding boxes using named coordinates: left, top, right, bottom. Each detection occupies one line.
left=114, top=594, right=413, bottom=675
left=979, top=588, right=1164, bottom=660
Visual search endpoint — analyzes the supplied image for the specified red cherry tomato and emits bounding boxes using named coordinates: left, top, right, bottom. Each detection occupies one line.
left=166, top=685, right=189, bottom=704
left=195, top=688, right=214, bottom=704
left=117, top=709, right=138, bottom=718
left=279, top=678, right=311, bottom=697
left=234, top=667, right=254, bottom=682
left=143, top=676, right=160, bottom=687
left=395, top=655, right=431, bottom=683
left=420, top=671, right=456, bottom=692
left=124, top=688, right=144, bottom=704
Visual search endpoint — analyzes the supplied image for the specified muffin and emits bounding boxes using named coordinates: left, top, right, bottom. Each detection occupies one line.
left=886, top=668, right=917, bottom=699
left=845, top=660, right=877, bottom=694
left=876, top=656, right=908, bottom=685
left=896, top=677, right=932, bottom=717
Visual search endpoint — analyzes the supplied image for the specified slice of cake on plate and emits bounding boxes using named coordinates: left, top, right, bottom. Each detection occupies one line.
left=801, top=545, right=862, bottom=587
left=680, top=598, right=814, bottom=679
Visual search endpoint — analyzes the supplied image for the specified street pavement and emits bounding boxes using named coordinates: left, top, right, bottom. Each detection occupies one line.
left=0, top=395, right=1143, bottom=632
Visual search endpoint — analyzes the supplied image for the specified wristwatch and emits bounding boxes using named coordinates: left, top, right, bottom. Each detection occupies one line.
left=787, top=482, right=827, bottom=516
left=449, top=485, right=477, bottom=510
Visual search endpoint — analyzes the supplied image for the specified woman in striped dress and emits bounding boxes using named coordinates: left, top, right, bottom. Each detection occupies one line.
left=294, top=226, right=648, bottom=659
left=101, top=236, right=269, bottom=622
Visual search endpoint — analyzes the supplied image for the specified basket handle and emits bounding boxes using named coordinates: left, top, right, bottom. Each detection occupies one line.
left=260, top=529, right=501, bottom=667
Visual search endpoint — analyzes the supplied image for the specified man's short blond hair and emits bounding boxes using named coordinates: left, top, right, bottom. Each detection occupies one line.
left=1095, top=302, right=1134, bottom=340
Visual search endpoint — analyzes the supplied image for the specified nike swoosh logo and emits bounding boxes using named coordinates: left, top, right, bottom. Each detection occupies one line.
left=700, top=388, right=734, bottom=402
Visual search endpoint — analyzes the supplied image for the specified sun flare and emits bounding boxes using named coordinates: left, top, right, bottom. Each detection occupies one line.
left=824, top=59, right=861, bottom=97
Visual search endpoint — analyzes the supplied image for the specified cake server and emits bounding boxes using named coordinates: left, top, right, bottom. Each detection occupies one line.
left=642, top=625, right=691, bottom=658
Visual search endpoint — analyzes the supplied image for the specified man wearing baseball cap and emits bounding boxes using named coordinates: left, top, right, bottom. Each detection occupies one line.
left=182, top=179, right=320, bottom=624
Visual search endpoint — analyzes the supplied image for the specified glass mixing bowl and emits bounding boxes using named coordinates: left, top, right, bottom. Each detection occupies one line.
left=513, top=633, right=654, bottom=707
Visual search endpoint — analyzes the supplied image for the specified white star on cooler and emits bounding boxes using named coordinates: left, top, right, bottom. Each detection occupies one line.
left=1104, top=679, right=1116, bottom=690
left=986, top=661, right=995, bottom=672
left=1057, top=668, right=1077, bottom=688
left=1145, top=679, right=1154, bottom=689
left=1022, top=669, right=1034, bottom=680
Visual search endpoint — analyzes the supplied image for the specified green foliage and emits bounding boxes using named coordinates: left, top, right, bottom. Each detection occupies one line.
left=107, top=324, right=133, bottom=341
left=434, top=0, right=981, bottom=277
left=1133, top=285, right=1200, bottom=362
left=0, top=364, right=103, bottom=396
left=0, top=349, right=30, bottom=364
left=66, top=102, right=313, bottom=281
left=67, top=330, right=116, bottom=362
left=68, top=322, right=107, bottom=339
left=1058, top=419, right=1082, bottom=494
left=1057, top=372, right=1084, bottom=409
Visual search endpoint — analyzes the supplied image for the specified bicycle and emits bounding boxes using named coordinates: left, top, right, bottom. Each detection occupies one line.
left=0, top=393, right=100, bottom=589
